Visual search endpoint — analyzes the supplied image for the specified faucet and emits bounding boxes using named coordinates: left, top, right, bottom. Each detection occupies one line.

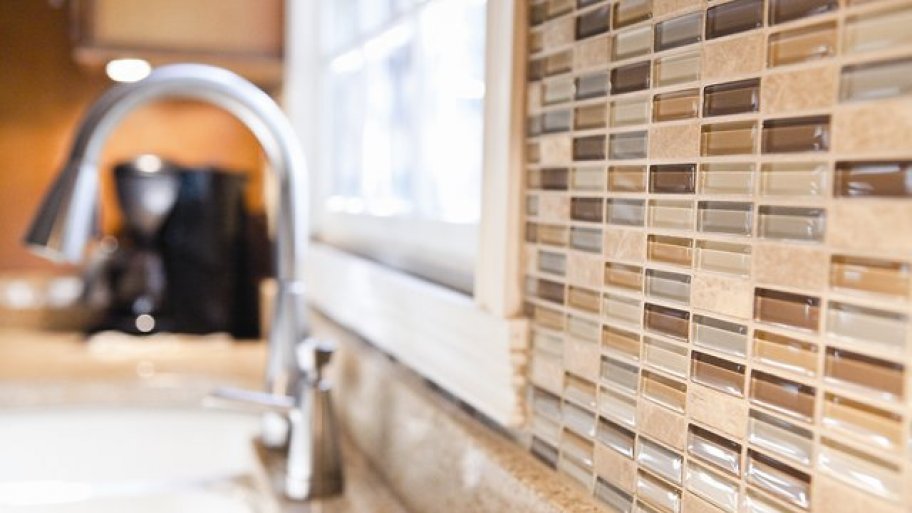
left=23, top=64, right=341, bottom=500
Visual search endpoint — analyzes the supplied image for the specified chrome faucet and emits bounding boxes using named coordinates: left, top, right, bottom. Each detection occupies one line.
left=24, top=63, right=307, bottom=399
left=23, top=64, right=341, bottom=500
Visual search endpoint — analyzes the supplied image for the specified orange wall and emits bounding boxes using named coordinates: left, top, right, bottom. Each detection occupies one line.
left=0, top=0, right=267, bottom=272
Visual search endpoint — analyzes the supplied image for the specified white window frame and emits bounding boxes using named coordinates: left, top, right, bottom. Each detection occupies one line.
left=285, top=0, right=528, bottom=427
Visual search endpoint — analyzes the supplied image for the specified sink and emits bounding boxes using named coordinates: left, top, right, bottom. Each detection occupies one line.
left=0, top=407, right=277, bottom=512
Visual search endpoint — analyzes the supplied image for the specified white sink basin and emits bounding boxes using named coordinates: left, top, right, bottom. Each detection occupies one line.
left=0, top=407, right=276, bottom=512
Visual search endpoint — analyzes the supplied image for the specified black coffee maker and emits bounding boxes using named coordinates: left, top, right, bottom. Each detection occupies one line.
left=90, top=155, right=266, bottom=337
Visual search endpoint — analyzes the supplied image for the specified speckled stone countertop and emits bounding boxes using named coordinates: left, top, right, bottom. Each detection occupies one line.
left=0, top=323, right=605, bottom=513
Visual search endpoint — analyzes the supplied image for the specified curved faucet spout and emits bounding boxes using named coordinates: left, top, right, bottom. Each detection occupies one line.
left=24, top=63, right=310, bottom=397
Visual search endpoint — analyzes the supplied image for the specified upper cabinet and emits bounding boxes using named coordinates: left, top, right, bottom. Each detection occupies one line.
left=70, top=0, right=284, bottom=87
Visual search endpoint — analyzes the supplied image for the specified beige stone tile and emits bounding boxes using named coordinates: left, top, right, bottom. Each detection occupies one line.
left=691, top=273, right=752, bottom=319
left=543, top=16, right=575, bottom=50
left=702, top=33, right=765, bottom=82
left=829, top=201, right=912, bottom=255
left=688, top=383, right=747, bottom=438
left=683, top=492, right=726, bottom=513
left=649, top=122, right=701, bottom=159
left=762, top=64, right=838, bottom=115
left=638, top=399, right=687, bottom=450
left=568, top=253, right=604, bottom=286
left=604, top=227, right=647, bottom=263
left=813, top=474, right=904, bottom=513
left=528, top=82, right=542, bottom=112
left=594, top=443, right=637, bottom=493
left=524, top=246, right=539, bottom=275
left=530, top=353, right=563, bottom=395
left=753, top=243, right=828, bottom=292
left=564, top=337, right=600, bottom=381
left=574, top=36, right=610, bottom=70
left=539, top=134, right=572, bottom=164
left=833, top=98, right=912, bottom=154
left=654, top=0, right=704, bottom=18
left=538, top=193, right=570, bottom=221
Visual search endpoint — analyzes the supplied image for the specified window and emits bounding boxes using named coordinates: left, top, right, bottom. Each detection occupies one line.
left=309, top=0, right=488, bottom=291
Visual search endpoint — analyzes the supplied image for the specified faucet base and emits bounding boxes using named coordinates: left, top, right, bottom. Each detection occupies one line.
left=253, top=439, right=344, bottom=505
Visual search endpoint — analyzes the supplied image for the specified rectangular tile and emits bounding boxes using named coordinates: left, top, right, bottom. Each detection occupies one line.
left=614, top=0, right=653, bottom=29
left=695, top=240, right=751, bottom=276
left=609, top=131, right=649, bottom=159
left=844, top=5, right=912, bottom=55
left=612, top=61, right=652, bottom=94
left=650, top=164, right=696, bottom=194
left=757, top=206, right=825, bottom=242
left=699, top=163, right=754, bottom=195
left=761, top=116, right=830, bottom=153
left=653, top=89, right=699, bottom=122
left=614, top=25, right=654, bottom=60
left=750, top=370, right=816, bottom=421
left=691, top=352, right=745, bottom=397
left=830, top=255, right=911, bottom=299
left=697, top=201, right=753, bottom=236
left=745, top=450, right=811, bottom=509
left=576, top=4, right=611, bottom=40
left=654, top=51, right=701, bottom=86
left=768, top=0, right=837, bottom=26
left=701, top=121, right=757, bottom=156
left=839, top=57, right=912, bottom=102
left=748, top=409, right=813, bottom=466
left=760, top=162, right=826, bottom=197
left=609, top=165, right=647, bottom=192
left=703, top=78, right=760, bottom=117
left=834, top=161, right=912, bottom=198
left=824, top=347, right=904, bottom=401
left=706, top=0, right=763, bottom=40
left=768, top=22, right=837, bottom=67
left=692, top=314, right=748, bottom=357
left=754, top=288, right=821, bottom=332
left=655, top=12, right=703, bottom=52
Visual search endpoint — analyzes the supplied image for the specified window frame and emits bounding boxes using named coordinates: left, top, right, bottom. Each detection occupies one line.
left=285, top=0, right=529, bottom=426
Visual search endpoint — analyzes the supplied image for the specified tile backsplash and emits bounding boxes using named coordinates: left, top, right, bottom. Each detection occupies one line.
left=522, top=0, right=912, bottom=512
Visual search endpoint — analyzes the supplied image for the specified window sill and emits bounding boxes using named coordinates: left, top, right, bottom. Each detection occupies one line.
left=304, top=243, right=528, bottom=427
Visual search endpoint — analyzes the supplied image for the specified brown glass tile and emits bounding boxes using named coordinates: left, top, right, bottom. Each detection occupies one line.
left=650, top=164, right=696, bottom=194
left=576, top=72, right=610, bottom=99
left=577, top=4, right=611, bottom=39
left=572, top=197, right=604, bottom=222
left=745, top=450, right=811, bottom=509
left=844, top=5, right=912, bottom=55
left=769, top=0, right=837, bottom=26
left=609, top=131, right=648, bottom=159
left=691, top=352, right=746, bottom=397
left=611, top=61, right=651, bottom=95
left=527, top=141, right=540, bottom=163
left=830, top=256, right=911, bottom=298
left=753, top=330, right=818, bottom=378
left=761, top=116, right=830, bottom=153
left=825, top=348, right=904, bottom=400
left=835, top=161, right=912, bottom=198
left=706, top=0, right=763, bottom=40
left=528, top=114, right=543, bottom=137
left=543, top=109, right=573, bottom=133
left=528, top=58, right=545, bottom=81
left=529, top=30, right=544, bottom=54
left=545, top=50, right=574, bottom=76
left=574, top=135, right=606, bottom=160
left=603, top=324, right=642, bottom=360
left=526, top=222, right=538, bottom=243
left=578, top=0, right=602, bottom=7
left=609, top=165, right=647, bottom=192
left=754, top=288, right=820, bottom=332
left=614, top=0, right=652, bottom=29
left=569, top=286, right=601, bottom=313
left=605, top=262, right=644, bottom=292
left=768, top=22, right=837, bottom=67
left=537, top=279, right=566, bottom=303
left=645, top=303, right=690, bottom=340
left=642, top=369, right=687, bottom=412
left=750, top=370, right=816, bottom=421
left=541, top=168, right=570, bottom=190
left=575, top=104, right=607, bottom=130
left=823, top=393, right=903, bottom=450
left=547, top=0, right=574, bottom=19
left=840, top=57, right=912, bottom=102
left=607, top=199, right=646, bottom=225
left=648, top=235, right=694, bottom=267
left=528, top=169, right=542, bottom=190
left=655, top=12, right=703, bottom=52
left=701, top=122, right=757, bottom=156
left=688, top=424, right=742, bottom=476
left=530, top=2, right=548, bottom=26
left=653, top=89, right=699, bottom=121
left=703, top=78, right=760, bottom=117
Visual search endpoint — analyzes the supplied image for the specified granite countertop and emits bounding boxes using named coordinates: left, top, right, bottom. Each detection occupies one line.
left=0, top=328, right=411, bottom=513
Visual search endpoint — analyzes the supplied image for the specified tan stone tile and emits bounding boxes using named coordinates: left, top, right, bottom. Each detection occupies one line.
left=564, top=337, right=600, bottom=381
left=688, top=383, right=747, bottom=438
left=813, top=474, right=904, bottom=513
left=543, top=16, right=575, bottom=49
left=530, top=353, right=563, bottom=395
left=638, top=399, right=687, bottom=450
left=604, top=227, right=646, bottom=263
left=574, top=35, right=610, bottom=70
left=833, top=98, right=912, bottom=154
left=702, top=33, right=764, bottom=82
left=762, top=64, right=838, bottom=115
left=539, top=134, right=572, bottom=164
left=691, top=273, right=752, bottom=319
left=594, top=443, right=637, bottom=493
left=753, top=243, right=828, bottom=292
left=649, top=122, right=701, bottom=159
left=568, top=253, right=604, bottom=287
left=524, top=246, right=539, bottom=275
left=829, top=201, right=912, bottom=255
left=538, top=193, right=570, bottom=221
left=654, top=0, right=704, bottom=18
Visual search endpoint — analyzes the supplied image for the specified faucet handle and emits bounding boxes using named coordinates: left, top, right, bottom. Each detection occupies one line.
left=295, top=337, right=336, bottom=383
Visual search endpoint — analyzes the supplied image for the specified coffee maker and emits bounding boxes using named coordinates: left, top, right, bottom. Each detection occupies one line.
left=89, top=155, right=266, bottom=337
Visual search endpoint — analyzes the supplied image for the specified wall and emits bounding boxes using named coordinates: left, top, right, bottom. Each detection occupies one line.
left=0, top=0, right=266, bottom=272
left=523, top=1, right=912, bottom=512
